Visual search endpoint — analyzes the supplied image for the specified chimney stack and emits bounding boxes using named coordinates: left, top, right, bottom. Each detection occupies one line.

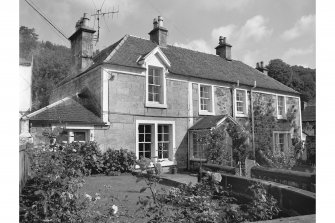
left=69, top=13, right=96, bottom=73
left=149, top=16, right=168, bottom=47
left=255, top=61, right=268, bottom=75
left=215, top=36, right=232, bottom=61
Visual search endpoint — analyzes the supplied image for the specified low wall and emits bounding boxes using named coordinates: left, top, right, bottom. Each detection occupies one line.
left=251, top=166, right=315, bottom=192
left=199, top=170, right=315, bottom=217
left=202, top=163, right=236, bottom=175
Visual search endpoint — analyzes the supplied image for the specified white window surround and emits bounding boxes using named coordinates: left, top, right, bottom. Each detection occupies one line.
left=198, top=84, right=215, bottom=116
left=145, top=66, right=167, bottom=109
left=234, top=88, right=248, bottom=117
left=276, top=95, right=287, bottom=119
left=135, top=120, right=176, bottom=167
left=272, top=131, right=291, bottom=153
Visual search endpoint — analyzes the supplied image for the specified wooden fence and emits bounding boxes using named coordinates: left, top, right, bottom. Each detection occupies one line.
left=19, top=143, right=31, bottom=193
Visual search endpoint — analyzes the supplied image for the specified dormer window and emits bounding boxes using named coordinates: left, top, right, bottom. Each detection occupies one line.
left=235, top=89, right=248, bottom=117
left=277, top=95, right=286, bottom=119
left=145, top=65, right=167, bottom=108
left=199, top=84, right=214, bottom=115
left=148, top=67, right=162, bottom=102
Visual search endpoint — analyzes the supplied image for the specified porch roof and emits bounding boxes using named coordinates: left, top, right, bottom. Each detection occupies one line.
left=189, top=115, right=229, bottom=130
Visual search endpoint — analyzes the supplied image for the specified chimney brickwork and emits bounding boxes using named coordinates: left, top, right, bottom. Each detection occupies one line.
left=149, top=16, right=168, bottom=47
left=215, top=36, right=232, bottom=61
left=256, top=61, right=268, bottom=75
left=69, top=13, right=96, bottom=73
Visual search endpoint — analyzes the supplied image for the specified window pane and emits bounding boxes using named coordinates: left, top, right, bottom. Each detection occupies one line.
left=139, top=133, right=144, bottom=142
left=74, top=132, right=86, bottom=141
left=139, top=125, right=144, bottom=133
left=144, top=152, right=151, bottom=158
left=145, top=144, right=151, bottom=152
left=145, top=125, right=151, bottom=133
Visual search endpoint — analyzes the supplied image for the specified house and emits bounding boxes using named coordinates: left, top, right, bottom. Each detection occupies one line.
left=23, top=14, right=302, bottom=169
left=19, top=57, right=33, bottom=140
left=301, top=104, right=316, bottom=163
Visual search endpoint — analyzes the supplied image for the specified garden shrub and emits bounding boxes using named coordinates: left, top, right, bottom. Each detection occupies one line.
left=103, top=148, right=136, bottom=174
left=77, top=142, right=104, bottom=175
left=140, top=173, right=281, bottom=223
left=20, top=144, right=88, bottom=222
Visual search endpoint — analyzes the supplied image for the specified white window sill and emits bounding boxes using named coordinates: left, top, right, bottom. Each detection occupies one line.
left=190, top=158, right=207, bottom=162
left=199, top=110, right=215, bottom=116
left=236, top=113, right=248, bottom=118
left=277, top=115, right=287, bottom=120
left=145, top=102, right=167, bottom=109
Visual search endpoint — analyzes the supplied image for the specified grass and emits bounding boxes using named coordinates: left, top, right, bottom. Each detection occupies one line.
left=79, top=174, right=171, bottom=222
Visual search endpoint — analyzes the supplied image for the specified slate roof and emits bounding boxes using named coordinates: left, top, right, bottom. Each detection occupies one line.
left=27, top=98, right=104, bottom=124
left=302, top=106, right=316, bottom=122
left=59, top=35, right=298, bottom=94
left=190, top=115, right=234, bottom=130
left=80, top=35, right=298, bottom=94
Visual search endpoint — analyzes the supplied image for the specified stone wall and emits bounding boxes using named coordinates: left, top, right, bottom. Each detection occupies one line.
left=251, top=166, right=315, bottom=192
left=94, top=73, right=190, bottom=168
left=49, top=68, right=102, bottom=111
left=214, top=87, right=232, bottom=115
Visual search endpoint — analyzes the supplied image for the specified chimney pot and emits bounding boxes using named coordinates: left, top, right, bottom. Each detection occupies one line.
left=158, top=16, right=164, bottom=27
left=153, top=18, right=158, bottom=28
left=260, top=61, right=264, bottom=69
left=256, top=62, right=259, bottom=68
left=215, top=36, right=232, bottom=60
left=149, top=16, right=168, bottom=46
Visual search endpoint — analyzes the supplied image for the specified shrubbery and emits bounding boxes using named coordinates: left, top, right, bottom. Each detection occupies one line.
left=20, top=142, right=137, bottom=222
left=103, top=148, right=136, bottom=174
left=20, top=144, right=88, bottom=222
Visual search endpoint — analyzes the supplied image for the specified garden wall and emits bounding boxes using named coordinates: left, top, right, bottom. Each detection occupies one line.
left=199, top=170, right=315, bottom=216
left=251, top=166, right=315, bottom=192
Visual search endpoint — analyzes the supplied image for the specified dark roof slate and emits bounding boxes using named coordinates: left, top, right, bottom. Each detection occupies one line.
left=105, top=36, right=298, bottom=94
left=189, top=115, right=227, bottom=130
left=28, top=98, right=104, bottom=124
left=302, top=106, right=316, bottom=122
left=60, top=35, right=298, bottom=94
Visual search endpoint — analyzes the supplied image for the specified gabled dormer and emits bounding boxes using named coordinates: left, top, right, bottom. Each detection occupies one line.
left=137, top=46, right=171, bottom=109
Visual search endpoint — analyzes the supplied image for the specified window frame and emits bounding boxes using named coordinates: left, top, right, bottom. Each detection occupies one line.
left=57, top=129, right=92, bottom=144
left=276, top=95, right=287, bottom=119
left=189, top=131, right=208, bottom=161
left=136, top=120, right=176, bottom=166
left=145, top=65, right=167, bottom=108
left=234, top=88, right=248, bottom=117
left=198, top=84, right=215, bottom=115
left=273, top=131, right=291, bottom=153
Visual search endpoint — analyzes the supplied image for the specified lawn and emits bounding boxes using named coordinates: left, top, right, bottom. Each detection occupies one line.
left=79, top=174, right=171, bottom=223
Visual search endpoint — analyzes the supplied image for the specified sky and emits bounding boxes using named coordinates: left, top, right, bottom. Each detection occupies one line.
left=19, top=0, right=315, bottom=68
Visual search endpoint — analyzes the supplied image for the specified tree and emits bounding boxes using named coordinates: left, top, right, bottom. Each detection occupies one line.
left=19, top=26, right=38, bottom=59
left=267, top=59, right=293, bottom=87
left=266, top=59, right=316, bottom=104
left=32, top=41, right=72, bottom=109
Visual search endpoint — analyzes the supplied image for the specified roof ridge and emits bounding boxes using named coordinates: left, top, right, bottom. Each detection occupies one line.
left=24, top=97, right=71, bottom=119
left=104, top=34, right=129, bottom=62
left=128, top=34, right=220, bottom=58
